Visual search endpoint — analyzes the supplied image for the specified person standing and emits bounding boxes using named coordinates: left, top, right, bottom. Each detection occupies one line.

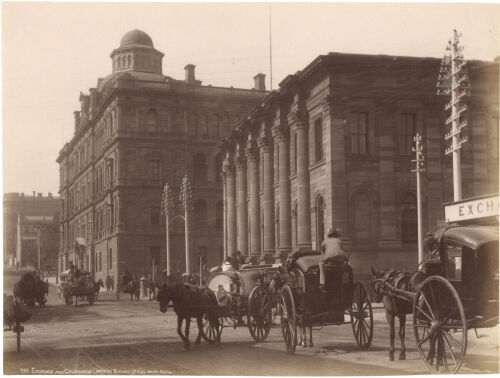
left=319, top=228, right=348, bottom=291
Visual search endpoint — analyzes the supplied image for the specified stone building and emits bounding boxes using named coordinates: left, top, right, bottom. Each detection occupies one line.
left=57, top=30, right=267, bottom=281
left=218, top=52, right=499, bottom=278
left=3, top=192, right=59, bottom=273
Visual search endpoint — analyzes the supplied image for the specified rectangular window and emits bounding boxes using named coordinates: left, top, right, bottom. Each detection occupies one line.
left=148, top=160, right=160, bottom=180
left=351, top=112, right=368, bottom=155
left=399, top=113, right=415, bottom=155
left=109, top=248, right=112, bottom=269
left=314, top=117, right=323, bottom=161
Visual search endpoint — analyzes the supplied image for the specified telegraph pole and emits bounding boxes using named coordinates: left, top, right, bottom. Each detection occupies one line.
left=437, top=29, right=470, bottom=201
left=412, top=134, right=425, bottom=264
left=161, top=183, right=174, bottom=282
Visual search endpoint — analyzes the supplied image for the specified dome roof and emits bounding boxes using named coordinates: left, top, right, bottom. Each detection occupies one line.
left=120, top=30, right=154, bottom=48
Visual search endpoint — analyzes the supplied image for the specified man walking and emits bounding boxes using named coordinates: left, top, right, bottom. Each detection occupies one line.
left=319, top=228, right=348, bottom=291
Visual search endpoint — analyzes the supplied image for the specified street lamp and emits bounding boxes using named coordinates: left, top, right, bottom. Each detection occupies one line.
left=411, top=133, right=425, bottom=264
left=180, top=175, right=194, bottom=276
left=161, top=182, right=174, bottom=281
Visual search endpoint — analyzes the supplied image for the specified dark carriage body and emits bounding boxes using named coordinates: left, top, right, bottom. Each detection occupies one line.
left=428, top=225, right=499, bottom=328
left=286, top=251, right=354, bottom=325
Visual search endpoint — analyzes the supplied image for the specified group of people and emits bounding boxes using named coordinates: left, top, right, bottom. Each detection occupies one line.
left=105, top=276, right=115, bottom=291
left=221, top=250, right=246, bottom=272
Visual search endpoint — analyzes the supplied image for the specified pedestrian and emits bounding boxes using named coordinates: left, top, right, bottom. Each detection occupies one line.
left=44, top=279, right=49, bottom=296
left=230, top=252, right=240, bottom=270
left=319, top=228, right=348, bottom=291
left=236, top=250, right=246, bottom=266
left=111, top=276, right=114, bottom=291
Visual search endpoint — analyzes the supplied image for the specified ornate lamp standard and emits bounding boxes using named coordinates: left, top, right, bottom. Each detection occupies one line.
left=161, top=183, right=174, bottom=282
left=180, top=175, right=194, bottom=276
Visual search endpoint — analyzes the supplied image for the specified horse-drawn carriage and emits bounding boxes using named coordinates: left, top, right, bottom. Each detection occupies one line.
left=206, top=265, right=280, bottom=341
left=271, top=251, right=374, bottom=354
left=57, top=270, right=98, bottom=306
left=13, top=272, right=47, bottom=308
left=372, top=224, right=498, bottom=373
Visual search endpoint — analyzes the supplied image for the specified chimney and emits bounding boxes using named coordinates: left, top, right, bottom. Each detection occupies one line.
left=253, top=73, right=266, bottom=91
left=185, top=64, right=196, bottom=84
left=74, top=111, right=81, bottom=131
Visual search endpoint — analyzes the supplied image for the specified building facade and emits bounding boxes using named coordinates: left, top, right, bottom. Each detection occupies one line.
left=3, top=192, right=59, bottom=273
left=218, top=53, right=499, bottom=279
left=57, top=30, right=267, bottom=281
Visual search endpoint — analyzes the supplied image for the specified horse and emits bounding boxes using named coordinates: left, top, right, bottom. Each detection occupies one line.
left=124, top=279, right=140, bottom=301
left=157, top=282, right=220, bottom=350
left=94, top=279, right=104, bottom=301
left=298, top=317, right=313, bottom=348
left=371, top=268, right=425, bottom=361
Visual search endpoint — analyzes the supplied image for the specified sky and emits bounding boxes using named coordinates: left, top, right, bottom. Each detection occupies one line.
left=2, top=2, right=499, bottom=196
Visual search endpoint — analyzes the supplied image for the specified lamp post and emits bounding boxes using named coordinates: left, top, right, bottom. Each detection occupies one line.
left=412, top=133, right=425, bottom=264
left=161, top=183, right=174, bottom=282
left=180, top=175, right=193, bottom=276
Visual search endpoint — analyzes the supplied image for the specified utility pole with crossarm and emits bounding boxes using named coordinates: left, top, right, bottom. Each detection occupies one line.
left=437, top=29, right=471, bottom=202
left=412, top=133, right=425, bottom=264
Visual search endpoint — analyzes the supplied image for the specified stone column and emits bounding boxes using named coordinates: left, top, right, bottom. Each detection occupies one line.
left=223, top=154, right=236, bottom=257
left=257, top=125, right=275, bottom=259
left=291, top=105, right=311, bottom=250
left=272, top=116, right=291, bottom=257
left=235, top=145, right=248, bottom=257
left=246, top=138, right=261, bottom=263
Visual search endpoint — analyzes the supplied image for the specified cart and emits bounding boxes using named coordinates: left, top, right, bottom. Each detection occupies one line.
left=274, top=252, right=374, bottom=354
left=204, top=265, right=280, bottom=342
left=374, top=225, right=498, bottom=373
left=57, top=270, right=96, bottom=306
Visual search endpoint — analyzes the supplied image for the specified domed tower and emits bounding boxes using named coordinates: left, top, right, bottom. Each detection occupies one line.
left=110, top=30, right=164, bottom=75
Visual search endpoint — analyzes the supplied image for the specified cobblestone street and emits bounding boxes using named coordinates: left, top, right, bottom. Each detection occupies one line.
left=3, top=286, right=498, bottom=375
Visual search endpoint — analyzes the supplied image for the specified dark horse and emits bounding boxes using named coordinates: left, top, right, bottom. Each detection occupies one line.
left=94, top=279, right=104, bottom=301
left=124, top=279, right=140, bottom=301
left=371, top=268, right=425, bottom=361
left=157, top=283, right=220, bottom=350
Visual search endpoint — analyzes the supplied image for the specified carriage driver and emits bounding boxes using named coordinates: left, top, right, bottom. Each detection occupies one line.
left=319, top=228, right=349, bottom=291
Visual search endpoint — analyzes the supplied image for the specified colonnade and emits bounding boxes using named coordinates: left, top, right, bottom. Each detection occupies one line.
left=221, top=103, right=313, bottom=262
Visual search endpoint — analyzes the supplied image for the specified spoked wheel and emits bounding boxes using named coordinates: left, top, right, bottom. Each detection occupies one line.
left=201, top=309, right=222, bottom=344
left=350, top=281, right=373, bottom=349
left=279, top=284, right=297, bottom=354
left=248, top=285, right=272, bottom=342
left=413, top=276, right=467, bottom=374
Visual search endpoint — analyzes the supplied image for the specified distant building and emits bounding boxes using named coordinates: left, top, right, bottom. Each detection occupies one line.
left=217, top=52, right=499, bottom=278
left=57, top=30, right=267, bottom=281
left=3, top=192, right=59, bottom=273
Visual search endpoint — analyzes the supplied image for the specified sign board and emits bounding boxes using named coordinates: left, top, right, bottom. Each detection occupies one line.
left=444, top=195, right=499, bottom=223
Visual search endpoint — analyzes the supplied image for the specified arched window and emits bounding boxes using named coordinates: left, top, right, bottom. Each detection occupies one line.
left=147, top=109, right=158, bottom=132
left=216, top=201, right=223, bottom=228
left=127, top=55, right=131, bottom=67
left=194, top=199, right=208, bottom=227
left=193, top=153, right=207, bottom=183
left=215, top=155, right=222, bottom=182
left=352, top=192, right=371, bottom=244
left=401, top=193, right=417, bottom=243
left=189, top=113, right=197, bottom=136
left=316, top=195, right=325, bottom=251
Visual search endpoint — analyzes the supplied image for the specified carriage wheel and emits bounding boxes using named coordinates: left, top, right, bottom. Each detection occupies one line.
left=201, top=309, right=222, bottom=344
left=413, top=276, right=467, bottom=374
left=248, top=285, right=272, bottom=342
left=15, top=320, right=21, bottom=353
left=350, top=281, right=373, bottom=349
left=279, top=284, right=297, bottom=354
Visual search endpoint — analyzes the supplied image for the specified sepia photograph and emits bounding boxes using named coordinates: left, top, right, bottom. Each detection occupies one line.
left=2, top=1, right=499, bottom=375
